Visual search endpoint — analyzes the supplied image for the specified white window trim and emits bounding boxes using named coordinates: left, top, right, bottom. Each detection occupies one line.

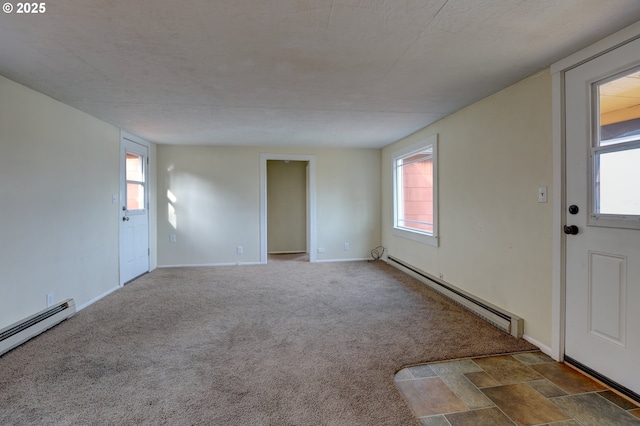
left=392, top=134, right=439, bottom=247
left=588, top=75, right=640, bottom=229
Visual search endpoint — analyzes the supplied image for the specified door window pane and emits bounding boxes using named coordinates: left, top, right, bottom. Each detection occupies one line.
left=126, top=153, right=144, bottom=182
left=127, top=183, right=145, bottom=211
left=125, top=152, right=145, bottom=211
left=595, top=148, right=640, bottom=215
left=594, top=69, right=640, bottom=218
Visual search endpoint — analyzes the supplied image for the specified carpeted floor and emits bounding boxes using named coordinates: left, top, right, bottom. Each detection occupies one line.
left=0, top=258, right=536, bottom=425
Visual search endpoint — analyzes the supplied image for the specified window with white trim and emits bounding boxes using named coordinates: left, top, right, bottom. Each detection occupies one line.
left=591, top=68, right=640, bottom=227
left=125, top=152, right=146, bottom=211
left=392, top=134, right=438, bottom=246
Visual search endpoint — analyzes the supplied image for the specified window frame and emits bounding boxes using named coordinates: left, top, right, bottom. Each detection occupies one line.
left=588, top=72, right=640, bottom=230
left=125, top=151, right=147, bottom=214
left=392, top=134, right=439, bottom=246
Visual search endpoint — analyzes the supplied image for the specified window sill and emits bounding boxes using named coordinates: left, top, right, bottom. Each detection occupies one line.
left=392, top=227, right=439, bottom=247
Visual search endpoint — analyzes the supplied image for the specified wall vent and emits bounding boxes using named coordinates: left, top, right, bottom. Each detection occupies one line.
left=387, top=256, right=523, bottom=338
left=0, top=299, right=76, bottom=357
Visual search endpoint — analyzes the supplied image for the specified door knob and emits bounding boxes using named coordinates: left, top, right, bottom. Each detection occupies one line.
left=122, top=216, right=130, bottom=222
left=563, top=225, right=578, bottom=235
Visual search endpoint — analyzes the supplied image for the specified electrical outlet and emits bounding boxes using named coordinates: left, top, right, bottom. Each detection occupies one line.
left=344, top=243, right=350, bottom=251
left=317, top=248, right=325, bottom=253
left=237, top=246, right=243, bottom=254
left=46, top=293, right=54, bottom=307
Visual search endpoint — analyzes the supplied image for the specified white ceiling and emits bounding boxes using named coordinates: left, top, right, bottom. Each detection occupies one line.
left=2, top=1, right=640, bottom=148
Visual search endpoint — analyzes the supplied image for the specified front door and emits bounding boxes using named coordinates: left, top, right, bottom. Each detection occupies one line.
left=119, top=137, right=150, bottom=285
left=565, top=37, right=640, bottom=396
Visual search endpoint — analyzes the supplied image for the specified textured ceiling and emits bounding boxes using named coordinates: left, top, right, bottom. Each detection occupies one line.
left=2, top=1, right=640, bottom=148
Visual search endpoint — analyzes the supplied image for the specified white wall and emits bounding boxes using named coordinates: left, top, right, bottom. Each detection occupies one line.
left=157, top=145, right=381, bottom=265
left=382, top=70, right=554, bottom=347
left=267, top=160, right=307, bottom=253
left=0, top=75, right=159, bottom=328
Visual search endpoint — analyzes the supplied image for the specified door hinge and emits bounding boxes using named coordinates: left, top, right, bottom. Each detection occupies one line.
left=148, top=248, right=150, bottom=256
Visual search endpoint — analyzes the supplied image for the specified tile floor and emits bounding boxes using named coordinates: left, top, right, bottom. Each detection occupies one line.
left=395, top=352, right=640, bottom=426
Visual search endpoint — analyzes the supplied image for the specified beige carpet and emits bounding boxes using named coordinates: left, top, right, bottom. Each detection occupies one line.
left=0, top=258, right=536, bottom=425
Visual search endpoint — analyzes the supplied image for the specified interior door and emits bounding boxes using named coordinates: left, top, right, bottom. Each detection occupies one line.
left=119, top=138, right=149, bottom=285
left=565, top=37, right=640, bottom=397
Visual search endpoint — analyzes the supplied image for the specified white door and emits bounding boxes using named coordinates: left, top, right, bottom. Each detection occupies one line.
left=119, top=137, right=150, bottom=285
left=565, top=37, right=640, bottom=396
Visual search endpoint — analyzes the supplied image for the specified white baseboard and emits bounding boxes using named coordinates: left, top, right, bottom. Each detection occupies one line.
left=268, top=251, right=306, bottom=254
left=76, top=286, right=120, bottom=312
left=523, top=334, right=555, bottom=360
left=313, top=258, right=370, bottom=263
left=158, top=261, right=264, bottom=268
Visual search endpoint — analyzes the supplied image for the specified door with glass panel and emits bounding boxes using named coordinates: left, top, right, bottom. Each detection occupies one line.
left=564, top=38, right=640, bottom=397
left=119, top=138, right=149, bottom=285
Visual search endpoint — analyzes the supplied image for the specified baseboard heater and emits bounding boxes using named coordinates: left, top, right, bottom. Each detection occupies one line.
left=0, top=299, right=76, bottom=357
left=387, top=256, right=523, bottom=338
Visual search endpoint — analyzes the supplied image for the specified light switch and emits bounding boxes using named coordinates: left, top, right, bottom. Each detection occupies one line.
left=538, top=186, right=548, bottom=203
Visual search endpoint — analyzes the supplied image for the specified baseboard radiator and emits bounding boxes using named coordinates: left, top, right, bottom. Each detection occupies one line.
left=0, top=299, right=76, bottom=357
left=387, top=256, right=523, bottom=338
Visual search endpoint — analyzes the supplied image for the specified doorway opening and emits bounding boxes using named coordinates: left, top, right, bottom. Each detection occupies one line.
left=267, top=160, right=308, bottom=262
left=260, top=154, right=316, bottom=263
